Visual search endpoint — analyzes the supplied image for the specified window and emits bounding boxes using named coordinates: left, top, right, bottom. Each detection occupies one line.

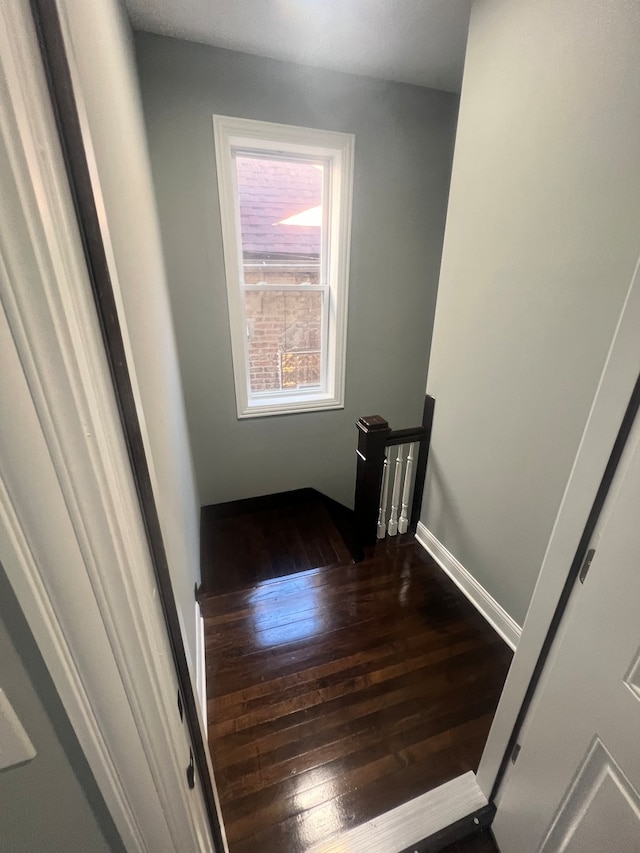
left=213, top=115, right=354, bottom=418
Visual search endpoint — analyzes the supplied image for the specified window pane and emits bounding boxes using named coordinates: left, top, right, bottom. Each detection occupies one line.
left=235, top=155, right=323, bottom=286
left=245, top=290, right=323, bottom=393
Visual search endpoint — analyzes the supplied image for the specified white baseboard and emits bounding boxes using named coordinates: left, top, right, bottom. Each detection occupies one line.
left=195, top=604, right=208, bottom=736
left=415, top=523, right=521, bottom=651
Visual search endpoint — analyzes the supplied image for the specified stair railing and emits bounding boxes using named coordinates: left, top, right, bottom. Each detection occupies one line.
left=354, top=396, right=435, bottom=548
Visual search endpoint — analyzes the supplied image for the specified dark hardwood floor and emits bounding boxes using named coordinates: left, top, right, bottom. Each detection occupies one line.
left=201, top=496, right=511, bottom=852
left=201, top=489, right=353, bottom=595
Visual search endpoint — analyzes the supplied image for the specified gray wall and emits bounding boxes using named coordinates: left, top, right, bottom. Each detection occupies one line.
left=135, top=34, right=458, bottom=508
left=0, top=565, right=124, bottom=852
left=62, top=0, right=201, bottom=666
left=422, top=0, right=640, bottom=626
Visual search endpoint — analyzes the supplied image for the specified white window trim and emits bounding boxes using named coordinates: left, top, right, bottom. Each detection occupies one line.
left=213, top=115, right=354, bottom=418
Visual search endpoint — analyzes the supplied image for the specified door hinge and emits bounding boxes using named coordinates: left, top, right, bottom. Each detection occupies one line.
left=511, top=742, right=521, bottom=764
left=579, top=548, right=596, bottom=584
left=186, top=748, right=195, bottom=789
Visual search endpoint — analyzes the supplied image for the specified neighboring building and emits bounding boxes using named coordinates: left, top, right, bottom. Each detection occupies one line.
left=237, top=156, right=324, bottom=392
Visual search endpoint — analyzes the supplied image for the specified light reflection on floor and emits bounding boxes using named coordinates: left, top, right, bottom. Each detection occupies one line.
left=208, top=536, right=513, bottom=853
left=292, top=765, right=342, bottom=814
left=398, top=565, right=411, bottom=605
left=250, top=571, right=327, bottom=648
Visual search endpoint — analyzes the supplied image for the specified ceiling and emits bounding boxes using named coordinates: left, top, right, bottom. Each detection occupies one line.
left=124, top=0, right=473, bottom=93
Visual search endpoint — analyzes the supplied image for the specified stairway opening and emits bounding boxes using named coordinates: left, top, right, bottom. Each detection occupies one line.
left=199, top=491, right=510, bottom=852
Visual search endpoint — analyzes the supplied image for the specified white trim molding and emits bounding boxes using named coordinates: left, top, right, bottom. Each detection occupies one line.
left=415, top=523, right=522, bottom=651
left=308, top=771, right=486, bottom=853
left=195, top=602, right=208, bottom=733
left=213, top=114, right=354, bottom=418
left=0, top=3, right=215, bottom=850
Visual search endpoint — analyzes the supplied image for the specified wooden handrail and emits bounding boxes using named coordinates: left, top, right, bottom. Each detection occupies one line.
left=386, top=426, right=426, bottom=447
left=354, top=396, right=435, bottom=548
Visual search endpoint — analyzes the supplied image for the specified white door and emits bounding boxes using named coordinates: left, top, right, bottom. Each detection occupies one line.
left=493, top=402, right=640, bottom=852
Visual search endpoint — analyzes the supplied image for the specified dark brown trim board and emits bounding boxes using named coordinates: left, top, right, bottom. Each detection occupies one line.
left=29, top=3, right=225, bottom=849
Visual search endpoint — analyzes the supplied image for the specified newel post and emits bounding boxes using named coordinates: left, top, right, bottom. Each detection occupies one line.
left=354, top=415, right=391, bottom=548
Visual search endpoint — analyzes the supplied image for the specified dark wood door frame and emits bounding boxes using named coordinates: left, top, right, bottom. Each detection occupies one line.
left=29, top=3, right=225, bottom=849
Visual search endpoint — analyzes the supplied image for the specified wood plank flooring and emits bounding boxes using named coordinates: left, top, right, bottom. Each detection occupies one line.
left=201, top=500, right=511, bottom=852
left=201, top=490, right=353, bottom=595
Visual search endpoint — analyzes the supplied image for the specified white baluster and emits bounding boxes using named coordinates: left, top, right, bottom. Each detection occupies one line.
left=387, top=445, right=404, bottom=536
left=398, top=442, right=415, bottom=534
left=376, top=450, right=390, bottom=539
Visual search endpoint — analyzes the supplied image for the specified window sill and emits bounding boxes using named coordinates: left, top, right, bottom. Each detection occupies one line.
left=237, top=391, right=345, bottom=419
